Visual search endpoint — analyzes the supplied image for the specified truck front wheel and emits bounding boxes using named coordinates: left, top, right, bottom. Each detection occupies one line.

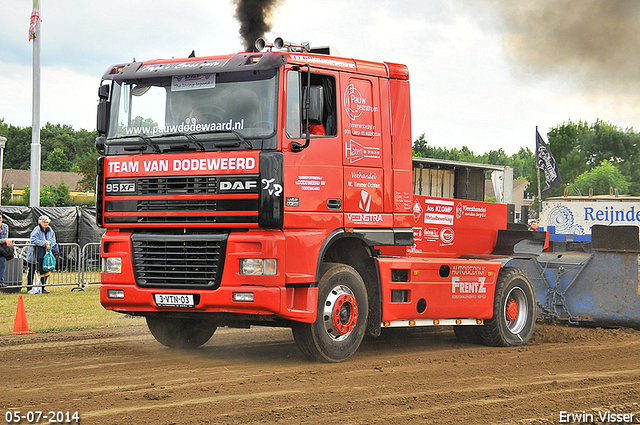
left=292, top=263, right=369, bottom=362
left=481, top=267, right=536, bottom=347
left=146, top=316, right=217, bottom=349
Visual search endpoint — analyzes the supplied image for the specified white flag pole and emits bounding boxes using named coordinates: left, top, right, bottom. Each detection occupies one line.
left=30, top=1, right=41, bottom=207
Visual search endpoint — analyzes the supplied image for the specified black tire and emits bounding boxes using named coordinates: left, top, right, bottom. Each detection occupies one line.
left=481, top=267, right=536, bottom=347
left=292, top=263, right=369, bottom=362
left=454, top=325, right=482, bottom=344
left=146, top=316, right=217, bottom=349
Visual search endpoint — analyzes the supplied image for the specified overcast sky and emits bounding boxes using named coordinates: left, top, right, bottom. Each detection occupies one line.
left=1, top=0, right=639, bottom=155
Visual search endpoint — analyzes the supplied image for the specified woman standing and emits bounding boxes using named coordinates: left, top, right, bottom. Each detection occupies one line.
left=26, top=215, right=56, bottom=294
left=0, top=211, right=14, bottom=287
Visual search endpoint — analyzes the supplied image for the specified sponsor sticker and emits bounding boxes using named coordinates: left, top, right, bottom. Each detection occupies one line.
left=295, top=175, right=326, bottom=191
left=451, top=277, right=487, bottom=300
left=171, top=73, right=216, bottom=91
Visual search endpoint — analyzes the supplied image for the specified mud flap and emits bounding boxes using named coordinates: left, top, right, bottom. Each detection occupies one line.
left=491, top=230, right=547, bottom=258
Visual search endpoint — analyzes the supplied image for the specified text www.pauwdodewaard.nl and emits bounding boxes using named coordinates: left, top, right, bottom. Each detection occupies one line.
left=124, top=119, right=245, bottom=135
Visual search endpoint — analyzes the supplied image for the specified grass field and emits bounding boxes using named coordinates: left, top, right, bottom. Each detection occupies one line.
left=0, top=283, right=144, bottom=334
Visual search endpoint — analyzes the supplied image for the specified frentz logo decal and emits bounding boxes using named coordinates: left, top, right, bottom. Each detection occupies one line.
left=359, top=190, right=372, bottom=212
left=452, top=277, right=486, bottom=294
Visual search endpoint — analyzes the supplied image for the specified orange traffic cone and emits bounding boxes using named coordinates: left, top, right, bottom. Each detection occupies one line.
left=9, top=295, right=35, bottom=335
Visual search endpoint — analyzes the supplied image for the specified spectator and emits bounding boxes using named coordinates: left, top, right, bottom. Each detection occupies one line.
left=26, top=215, right=57, bottom=294
left=0, top=211, right=14, bottom=287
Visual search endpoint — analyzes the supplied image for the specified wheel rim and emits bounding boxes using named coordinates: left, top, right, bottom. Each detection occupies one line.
left=323, top=285, right=359, bottom=341
left=504, top=286, right=528, bottom=334
left=506, top=299, right=518, bottom=322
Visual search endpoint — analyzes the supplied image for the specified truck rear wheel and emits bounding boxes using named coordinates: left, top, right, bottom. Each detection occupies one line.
left=481, top=267, right=536, bottom=347
left=146, top=316, right=217, bottom=349
left=292, top=263, right=368, bottom=362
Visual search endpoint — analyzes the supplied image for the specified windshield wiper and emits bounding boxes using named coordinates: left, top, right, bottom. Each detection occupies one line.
left=154, top=132, right=205, bottom=151
left=139, top=133, right=161, bottom=153
left=112, top=133, right=161, bottom=152
left=231, top=130, right=253, bottom=150
left=194, top=129, right=253, bottom=149
left=182, top=133, right=205, bottom=151
left=145, top=129, right=251, bottom=150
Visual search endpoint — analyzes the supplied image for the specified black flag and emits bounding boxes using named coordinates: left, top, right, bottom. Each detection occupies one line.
left=536, top=129, right=562, bottom=193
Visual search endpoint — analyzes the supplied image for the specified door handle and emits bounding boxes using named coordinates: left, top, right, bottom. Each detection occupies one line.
left=327, top=199, right=342, bottom=210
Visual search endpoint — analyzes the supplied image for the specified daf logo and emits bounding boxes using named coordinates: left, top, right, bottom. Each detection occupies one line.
left=219, top=180, right=258, bottom=192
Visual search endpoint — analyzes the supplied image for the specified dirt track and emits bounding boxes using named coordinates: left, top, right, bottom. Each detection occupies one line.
left=1, top=323, right=639, bottom=425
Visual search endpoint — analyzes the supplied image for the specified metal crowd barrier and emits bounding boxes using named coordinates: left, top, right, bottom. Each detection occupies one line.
left=0, top=240, right=102, bottom=293
left=80, top=242, right=101, bottom=288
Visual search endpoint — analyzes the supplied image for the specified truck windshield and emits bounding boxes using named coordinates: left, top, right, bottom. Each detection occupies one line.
left=107, top=69, right=277, bottom=143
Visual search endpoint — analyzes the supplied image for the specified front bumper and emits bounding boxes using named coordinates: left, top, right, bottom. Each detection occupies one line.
left=101, top=284, right=318, bottom=323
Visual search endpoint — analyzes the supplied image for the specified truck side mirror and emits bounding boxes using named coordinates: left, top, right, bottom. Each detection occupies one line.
left=96, top=84, right=110, bottom=135
left=95, top=136, right=106, bottom=154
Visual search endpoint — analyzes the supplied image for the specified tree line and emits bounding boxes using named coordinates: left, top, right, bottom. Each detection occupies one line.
left=413, top=119, right=640, bottom=204
left=0, top=119, right=97, bottom=206
left=1, top=118, right=638, bottom=208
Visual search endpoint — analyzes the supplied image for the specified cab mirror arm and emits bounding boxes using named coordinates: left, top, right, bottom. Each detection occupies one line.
left=291, top=65, right=312, bottom=152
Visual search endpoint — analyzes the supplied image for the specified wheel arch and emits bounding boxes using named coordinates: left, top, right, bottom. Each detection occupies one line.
left=316, top=229, right=382, bottom=337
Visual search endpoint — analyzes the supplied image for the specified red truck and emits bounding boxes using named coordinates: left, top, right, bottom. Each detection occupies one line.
left=96, top=38, right=543, bottom=362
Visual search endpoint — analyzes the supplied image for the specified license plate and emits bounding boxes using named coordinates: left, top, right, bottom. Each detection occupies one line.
left=154, top=294, right=195, bottom=307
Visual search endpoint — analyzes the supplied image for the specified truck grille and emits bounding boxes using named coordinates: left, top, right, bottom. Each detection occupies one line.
left=104, top=174, right=259, bottom=225
left=132, top=233, right=227, bottom=289
left=138, top=176, right=218, bottom=195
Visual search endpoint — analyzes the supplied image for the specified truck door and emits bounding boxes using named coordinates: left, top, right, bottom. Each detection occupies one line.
left=340, top=75, right=388, bottom=227
left=282, top=68, right=343, bottom=227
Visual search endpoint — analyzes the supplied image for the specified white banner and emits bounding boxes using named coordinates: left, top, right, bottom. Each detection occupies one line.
left=541, top=199, right=640, bottom=234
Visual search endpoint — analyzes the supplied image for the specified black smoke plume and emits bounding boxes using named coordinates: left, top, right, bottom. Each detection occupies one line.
left=488, top=0, right=640, bottom=94
left=232, top=0, right=283, bottom=52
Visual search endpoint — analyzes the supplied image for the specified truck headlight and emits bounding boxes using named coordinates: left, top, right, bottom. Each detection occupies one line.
left=240, top=258, right=277, bottom=275
left=103, top=257, right=122, bottom=273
